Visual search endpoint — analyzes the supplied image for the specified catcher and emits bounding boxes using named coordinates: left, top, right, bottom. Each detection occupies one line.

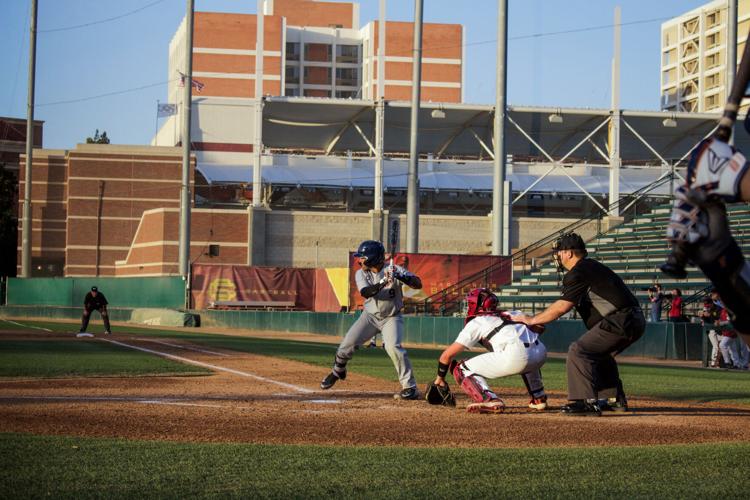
left=425, top=288, right=548, bottom=414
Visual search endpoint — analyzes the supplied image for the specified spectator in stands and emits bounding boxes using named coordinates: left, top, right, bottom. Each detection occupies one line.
left=648, top=283, right=663, bottom=322
left=700, top=295, right=722, bottom=368
left=668, top=288, right=686, bottom=323
left=711, top=291, right=745, bottom=369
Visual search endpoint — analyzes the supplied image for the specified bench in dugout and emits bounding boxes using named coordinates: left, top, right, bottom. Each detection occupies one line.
left=209, top=300, right=298, bottom=311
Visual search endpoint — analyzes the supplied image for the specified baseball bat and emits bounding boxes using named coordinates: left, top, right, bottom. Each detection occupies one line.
left=389, top=219, right=400, bottom=270
left=714, top=30, right=750, bottom=143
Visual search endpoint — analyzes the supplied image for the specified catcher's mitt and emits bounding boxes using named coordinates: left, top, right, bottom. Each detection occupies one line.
left=424, top=381, right=456, bottom=407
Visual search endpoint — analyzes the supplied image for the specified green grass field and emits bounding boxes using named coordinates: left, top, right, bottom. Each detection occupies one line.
left=2, top=318, right=750, bottom=499
left=1, top=433, right=748, bottom=499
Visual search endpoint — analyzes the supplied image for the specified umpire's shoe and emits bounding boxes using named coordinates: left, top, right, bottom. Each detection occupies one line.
left=394, top=386, right=419, bottom=400
left=560, top=400, right=601, bottom=416
left=320, top=371, right=345, bottom=390
left=598, top=397, right=628, bottom=413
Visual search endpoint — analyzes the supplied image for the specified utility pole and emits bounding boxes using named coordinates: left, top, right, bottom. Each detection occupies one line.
left=406, top=0, right=423, bottom=253
left=492, top=0, right=508, bottom=255
left=21, top=0, right=38, bottom=278
left=178, top=0, right=194, bottom=279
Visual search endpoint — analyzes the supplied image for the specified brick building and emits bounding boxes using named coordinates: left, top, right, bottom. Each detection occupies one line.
left=17, top=144, right=193, bottom=277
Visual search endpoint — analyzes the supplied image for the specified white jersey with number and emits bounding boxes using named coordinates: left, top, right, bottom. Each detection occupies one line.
left=355, top=265, right=415, bottom=320
left=456, top=314, right=540, bottom=352
left=457, top=313, right=547, bottom=381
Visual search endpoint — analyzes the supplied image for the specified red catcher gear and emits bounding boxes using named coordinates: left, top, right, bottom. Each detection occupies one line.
left=465, top=288, right=499, bottom=324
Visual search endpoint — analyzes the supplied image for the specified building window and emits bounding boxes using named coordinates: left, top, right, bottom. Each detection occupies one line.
left=303, top=89, right=331, bottom=98
left=286, top=42, right=300, bottom=61
left=706, top=52, right=719, bottom=69
left=303, top=66, right=332, bottom=85
left=329, top=24, right=343, bottom=29
left=706, top=10, right=720, bottom=28
left=285, top=87, right=300, bottom=96
left=706, top=72, right=721, bottom=89
left=336, top=44, right=359, bottom=63
left=335, top=90, right=358, bottom=98
left=286, top=66, right=300, bottom=84
left=707, top=32, right=720, bottom=48
left=304, top=43, right=332, bottom=62
left=336, top=67, right=358, bottom=87
left=706, top=94, right=719, bottom=109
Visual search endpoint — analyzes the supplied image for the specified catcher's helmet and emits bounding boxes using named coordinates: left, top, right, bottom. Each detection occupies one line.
left=353, top=240, right=385, bottom=267
left=465, top=288, right=499, bottom=324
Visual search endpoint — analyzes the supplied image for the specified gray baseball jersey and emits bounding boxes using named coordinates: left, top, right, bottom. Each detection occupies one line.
left=355, top=265, right=414, bottom=320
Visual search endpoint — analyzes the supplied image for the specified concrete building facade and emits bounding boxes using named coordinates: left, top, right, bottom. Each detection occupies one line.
left=660, top=0, right=750, bottom=113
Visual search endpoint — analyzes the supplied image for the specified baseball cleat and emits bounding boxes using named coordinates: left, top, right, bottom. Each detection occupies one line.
left=104, top=330, right=112, bottom=335
left=76, top=332, right=94, bottom=338
left=598, top=397, right=628, bottom=413
left=560, top=400, right=601, bottom=416
left=394, top=386, right=419, bottom=400
left=466, top=399, right=505, bottom=414
left=528, top=396, right=548, bottom=411
left=320, top=372, right=340, bottom=390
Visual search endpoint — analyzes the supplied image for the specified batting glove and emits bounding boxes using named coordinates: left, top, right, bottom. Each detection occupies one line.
left=686, top=137, right=748, bottom=203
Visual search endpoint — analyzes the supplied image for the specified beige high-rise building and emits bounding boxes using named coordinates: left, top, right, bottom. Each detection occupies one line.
left=660, top=0, right=750, bottom=113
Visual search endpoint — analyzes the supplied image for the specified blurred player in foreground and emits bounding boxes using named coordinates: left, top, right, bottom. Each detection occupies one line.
left=320, top=240, right=422, bottom=400
left=428, top=288, right=548, bottom=414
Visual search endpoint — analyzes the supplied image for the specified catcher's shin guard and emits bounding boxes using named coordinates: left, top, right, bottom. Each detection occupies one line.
left=452, top=361, right=498, bottom=403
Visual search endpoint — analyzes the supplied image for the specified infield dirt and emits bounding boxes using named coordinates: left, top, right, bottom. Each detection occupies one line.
left=2, top=329, right=750, bottom=448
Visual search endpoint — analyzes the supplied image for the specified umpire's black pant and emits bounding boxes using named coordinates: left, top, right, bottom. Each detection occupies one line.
left=81, top=306, right=111, bottom=333
left=566, top=307, right=645, bottom=401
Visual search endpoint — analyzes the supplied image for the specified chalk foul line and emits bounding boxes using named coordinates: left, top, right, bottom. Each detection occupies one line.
left=100, top=338, right=313, bottom=394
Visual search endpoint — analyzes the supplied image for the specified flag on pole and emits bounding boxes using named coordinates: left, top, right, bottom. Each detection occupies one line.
left=157, top=103, right=177, bottom=118
left=178, top=72, right=205, bottom=93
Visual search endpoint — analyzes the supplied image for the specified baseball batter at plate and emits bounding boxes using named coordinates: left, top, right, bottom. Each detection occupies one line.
left=428, top=288, right=548, bottom=413
left=320, top=240, right=421, bottom=400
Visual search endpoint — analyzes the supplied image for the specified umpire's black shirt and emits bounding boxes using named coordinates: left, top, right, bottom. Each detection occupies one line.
left=84, top=292, right=108, bottom=310
left=561, top=258, right=640, bottom=329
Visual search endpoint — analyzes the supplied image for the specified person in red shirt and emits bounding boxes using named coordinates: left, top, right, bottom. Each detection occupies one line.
left=668, top=288, right=685, bottom=323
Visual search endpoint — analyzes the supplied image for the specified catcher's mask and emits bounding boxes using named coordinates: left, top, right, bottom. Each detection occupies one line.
left=552, top=232, right=588, bottom=271
left=465, top=288, right=499, bottom=324
left=353, top=240, right=385, bottom=268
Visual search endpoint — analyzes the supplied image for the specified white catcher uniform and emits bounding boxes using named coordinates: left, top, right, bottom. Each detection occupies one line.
left=455, top=313, right=547, bottom=399
left=332, top=264, right=417, bottom=390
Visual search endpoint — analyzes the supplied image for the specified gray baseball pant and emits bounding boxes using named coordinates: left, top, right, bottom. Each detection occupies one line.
left=334, top=312, right=416, bottom=389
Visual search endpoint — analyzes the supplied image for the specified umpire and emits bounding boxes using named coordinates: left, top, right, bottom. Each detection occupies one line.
left=510, top=233, right=645, bottom=416
left=78, top=286, right=112, bottom=336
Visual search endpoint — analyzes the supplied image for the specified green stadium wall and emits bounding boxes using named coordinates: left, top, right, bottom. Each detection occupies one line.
left=196, top=310, right=704, bottom=360
left=4, top=277, right=186, bottom=309
left=0, top=296, right=704, bottom=360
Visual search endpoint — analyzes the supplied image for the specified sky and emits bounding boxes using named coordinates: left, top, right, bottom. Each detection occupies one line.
left=0, top=0, right=710, bottom=150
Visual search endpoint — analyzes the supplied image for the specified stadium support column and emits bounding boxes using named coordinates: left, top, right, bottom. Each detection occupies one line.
left=21, top=0, right=37, bottom=278
left=728, top=0, right=738, bottom=146
left=608, top=6, right=621, bottom=217
left=406, top=0, right=423, bottom=254
left=178, top=0, right=194, bottom=280
left=253, top=0, right=264, bottom=208
left=371, top=0, right=387, bottom=240
left=492, top=0, right=508, bottom=256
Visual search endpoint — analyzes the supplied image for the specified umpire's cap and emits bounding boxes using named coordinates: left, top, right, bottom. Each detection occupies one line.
left=91, top=286, right=98, bottom=292
left=553, top=232, right=588, bottom=256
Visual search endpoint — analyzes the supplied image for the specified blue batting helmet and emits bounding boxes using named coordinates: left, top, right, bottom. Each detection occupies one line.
left=353, top=240, right=385, bottom=267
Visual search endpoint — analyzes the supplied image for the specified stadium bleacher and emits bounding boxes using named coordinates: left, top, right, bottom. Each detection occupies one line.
left=494, top=202, right=750, bottom=318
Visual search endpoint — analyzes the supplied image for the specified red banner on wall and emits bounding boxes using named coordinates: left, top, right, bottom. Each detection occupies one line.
left=191, top=265, right=315, bottom=310
left=348, top=253, right=511, bottom=311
